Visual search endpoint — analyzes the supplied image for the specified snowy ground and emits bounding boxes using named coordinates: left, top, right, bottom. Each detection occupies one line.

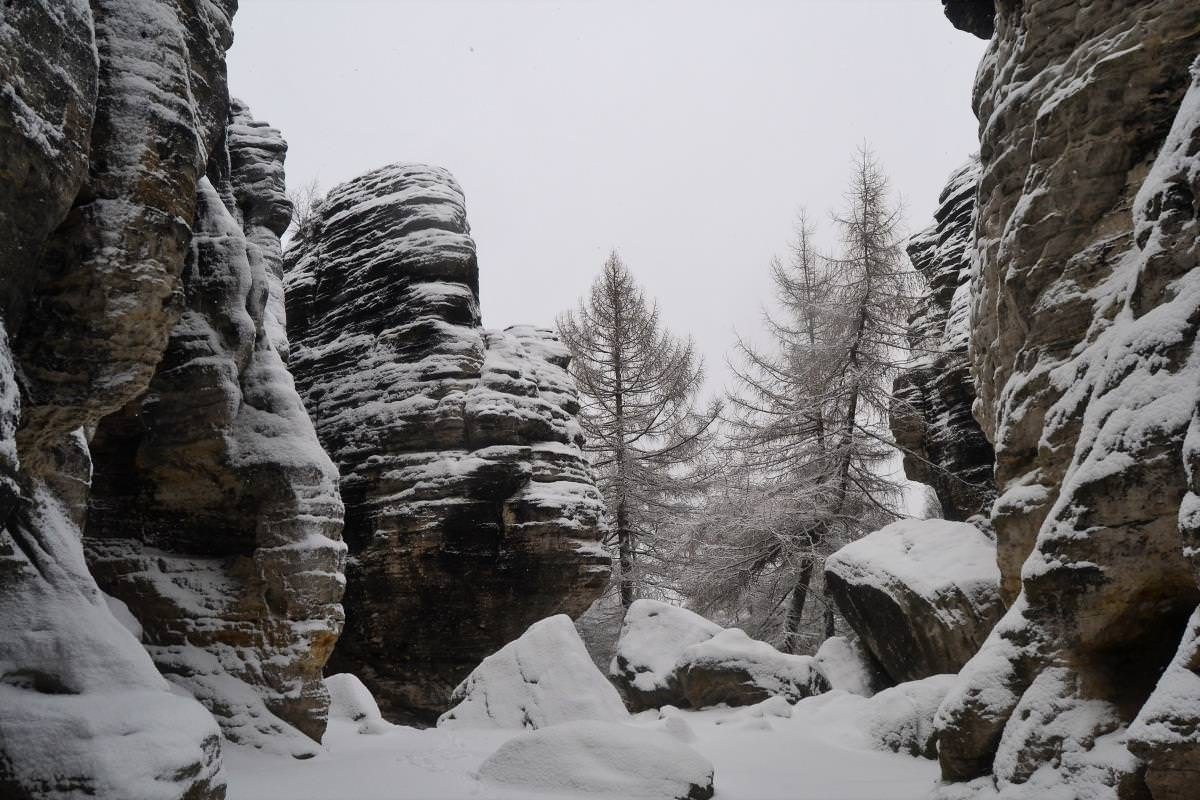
left=225, top=691, right=938, bottom=800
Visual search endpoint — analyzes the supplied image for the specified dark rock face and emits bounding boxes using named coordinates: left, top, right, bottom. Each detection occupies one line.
left=0, top=2, right=345, bottom=796
left=891, top=157, right=995, bottom=522
left=284, top=163, right=610, bottom=723
left=85, top=104, right=346, bottom=756
left=936, top=2, right=1200, bottom=797
left=824, top=519, right=1002, bottom=685
left=941, top=0, right=994, bottom=39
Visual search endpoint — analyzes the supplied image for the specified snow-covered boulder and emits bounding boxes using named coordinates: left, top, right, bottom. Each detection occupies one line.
left=676, top=628, right=829, bottom=708
left=814, top=635, right=889, bottom=697
left=610, top=599, right=723, bottom=710
left=824, top=519, right=1002, bottom=683
left=862, top=675, right=957, bottom=759
left=325, top=673, right=393, bottom=735
left=476, top=720, right=715, bottom=799
left=438, top=615, right=628, bottom=730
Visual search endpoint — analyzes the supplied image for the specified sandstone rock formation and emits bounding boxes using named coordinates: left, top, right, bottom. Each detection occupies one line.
left=825, top=519, right=1003, bottom=684
left=610, top=598, right=723, bottom=711
left=675, top=628, right=829, bottom=708
left=85, top=107, right=346, bottom=756
left=935, top=2, right=1200, bottom=797
left=0, top=1, right=346, bottom=795
left=941, top=0, right=994, bottom=39
left=438, top=614, right=628, bottom=730
left=284, top=163, right=610, bottom=723
left=891, top=157, right=995, bottom=522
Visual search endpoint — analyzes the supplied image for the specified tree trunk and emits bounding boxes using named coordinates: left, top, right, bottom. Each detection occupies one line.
left=784, top=558, right=816, bottom=653
left=617, top=499, right=635, bottom=608
left=823, top=602, right=836, bottom=640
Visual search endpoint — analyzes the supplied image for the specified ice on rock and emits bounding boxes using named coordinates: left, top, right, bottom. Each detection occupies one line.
left=476, top=719, right=715, bottom=800
left=438, top=614, right=628, bottom=730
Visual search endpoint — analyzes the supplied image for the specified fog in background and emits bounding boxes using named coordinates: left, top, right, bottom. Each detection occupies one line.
left=228, top=0, right=986, bottom=394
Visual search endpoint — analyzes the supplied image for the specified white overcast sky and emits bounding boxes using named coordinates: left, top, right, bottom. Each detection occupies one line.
left=227, top=0, right=986, bottom=394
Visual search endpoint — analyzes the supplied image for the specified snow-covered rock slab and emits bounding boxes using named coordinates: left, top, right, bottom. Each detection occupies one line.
left=326, top=673, right=394, bottom=735
left=863, top=674, right=957, bottom=759
left=610, top=599, right=722, bottom=710
left=677, top=628, right=829, bottom=708
left=439, top=615, right=628, bottom=730
left=476, top=719, right=715, bottom=799
left=824, top=518, right=1002, bottom=683
left=814, top=635, right=888, bottom=697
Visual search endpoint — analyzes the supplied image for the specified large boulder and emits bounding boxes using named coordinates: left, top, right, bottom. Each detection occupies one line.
left=438, top=614, right=628, bottom=730
left=825, top=519, right=1003, bottom=684
left=610, top=599, right=723, bottom=711
left=676, top=628, right=829, bottom=708
left=935, top=2, right=1200, bottom=797
left=477, top=720, right=715, bottom=800
left=284, top=163, right=610, bottom=722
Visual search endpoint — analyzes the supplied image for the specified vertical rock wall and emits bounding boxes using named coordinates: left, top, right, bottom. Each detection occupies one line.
left=935, top=2, right=1200, bottom=797
left=0, top=2, right=345, bottom=797
left=284, top=163, right=611, bottom=723
left=891, top=156, right=995, bottom=522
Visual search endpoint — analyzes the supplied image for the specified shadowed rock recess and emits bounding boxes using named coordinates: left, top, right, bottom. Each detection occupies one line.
left=284, top=163, right=611, bottom=723
left=0, top=1, right=345, bottom=796
left=930, top=1, right=1200, bottom=798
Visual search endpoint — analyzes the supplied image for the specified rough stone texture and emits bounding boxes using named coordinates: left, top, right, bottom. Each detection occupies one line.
left=85, top=107, right=346, bottom=756
left=935, top=3, right=1200, bottom=797
left=891, top=157, right=995, bottom=522
left=284, top=163, right=610, bottom=723
left=825, top=519, right=1003, bottom=685
left=0, top=1, right=244, bottom=796
left=676, top=628, right=829, bottom=709
left=0, top=0, right=98, bottom=330
left=942, top=0, right=994, bottom=39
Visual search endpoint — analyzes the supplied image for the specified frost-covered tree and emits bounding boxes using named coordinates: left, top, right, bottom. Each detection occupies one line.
left=284, top=177, right=323, bottom=249
left=558, top=252, right=718, bottom=609
left=685, top=147, right=912, bottom=652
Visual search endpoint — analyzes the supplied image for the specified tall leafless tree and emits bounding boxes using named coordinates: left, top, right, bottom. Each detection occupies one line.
left=558, top=251, right=719, bottom=608
left=685, top=146, right=912, bottom=652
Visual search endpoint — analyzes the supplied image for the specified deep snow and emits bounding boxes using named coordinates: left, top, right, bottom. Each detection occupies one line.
left=224, top=690, right=939, bottom=800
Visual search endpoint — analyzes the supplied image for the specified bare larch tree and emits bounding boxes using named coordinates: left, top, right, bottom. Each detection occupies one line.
left=686, top=146, right=912, bottom=652
left=558, top=251, right=718, bottom=609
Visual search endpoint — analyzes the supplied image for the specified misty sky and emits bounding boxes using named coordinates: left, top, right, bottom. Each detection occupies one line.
left=227, top=0, right=986, bottom=394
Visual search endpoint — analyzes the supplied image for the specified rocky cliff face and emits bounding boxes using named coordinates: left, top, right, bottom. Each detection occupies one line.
left=284, top=163, right=611, bottom=723
left=891, top=156, right=995, bottom=522
left=0, top=2, right=345, bottom=797
left=935, top=2, right=1200, bottom=797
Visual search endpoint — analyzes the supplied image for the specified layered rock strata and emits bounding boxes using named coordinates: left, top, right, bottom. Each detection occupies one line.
left=0, top=1, right=345, bottom=796
left=891, top=157, right=995, bottom=522
left=284, top=163, right=610, bottom=723
left=936, top=2, right=1200, bottom=797
left=85, top=105, right=346, bottom=756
